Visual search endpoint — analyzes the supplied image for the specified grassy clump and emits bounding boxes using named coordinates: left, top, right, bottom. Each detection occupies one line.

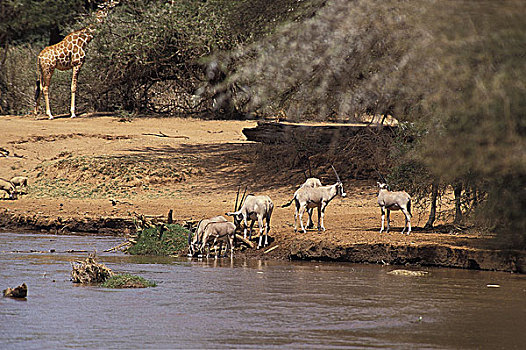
left=101, top=273, right=156, bottom=288
left=127, top=224, right=189, bottom=256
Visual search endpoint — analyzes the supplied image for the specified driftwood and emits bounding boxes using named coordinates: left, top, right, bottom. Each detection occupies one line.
left=235, top=234, right=255, bottom=249
left=242, top=121, right=398, bottom=144
left=264, top=245, right=279, bottom=254
left=71, top=255, right=113, bottom=283
left=34, top=111, right=116, bottom=120
left=142, top=131, right=189, bottom=139
left=104, top=241, right=132, bottom=252
left=3, top=283, right=27, bottom=298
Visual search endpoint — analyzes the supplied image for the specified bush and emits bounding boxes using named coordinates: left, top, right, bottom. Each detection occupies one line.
left=127, top=224, right=189, bottom=256
left=101, top=273, right=156, bottom=288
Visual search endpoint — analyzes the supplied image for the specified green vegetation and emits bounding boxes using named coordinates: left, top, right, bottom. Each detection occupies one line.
left=127, top=224, right=189, bottom=256
left=101, top=273, right=156, bottom=288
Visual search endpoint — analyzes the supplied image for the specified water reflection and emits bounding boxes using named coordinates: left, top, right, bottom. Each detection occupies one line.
left=1, top=232, right=525, bottom=349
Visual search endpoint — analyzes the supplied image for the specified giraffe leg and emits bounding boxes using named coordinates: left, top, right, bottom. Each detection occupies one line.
left=34, top=79, right=42, bottom=116
left=43, top=85, right=53, bottom=120
left=70, top=65, right=81, bottom=118
left=41, top=69, right=54, bottom=120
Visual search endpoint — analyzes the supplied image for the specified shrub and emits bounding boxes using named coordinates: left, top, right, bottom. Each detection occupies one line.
left=101, top=273, right=156, bottom=288
left=127, top=224, right=189, bottom=256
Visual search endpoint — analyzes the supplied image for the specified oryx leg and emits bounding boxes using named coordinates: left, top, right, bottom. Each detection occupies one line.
left=257, top=214, right=271, bottom=249
left=208, top=243, right=212, bottom=258
left=248, top=219, right=256, bottom=240
left=243, top=217, right=249, bottom=239
left=294, top=202, right=299, bottom=232
left=257, top=215, right=265, bottom=249
left=402, top=207, right=411, bottom=234
left=216, top=240, right=223, bottom=258
left=298, top=205, right=307, bottom=233
left=306, top=208, right=314, bottom=229
left=319, top=204, right=327, bottom=232
left=386, top=209, right=391, bottom=233
left=228, top=236, right=234, bottom=258
left=380, top=207, right=386, bottom=233
left=264, top=212, right=271, bottom=247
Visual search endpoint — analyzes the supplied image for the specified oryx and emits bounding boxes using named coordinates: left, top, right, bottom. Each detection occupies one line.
left=188, top=215, right=228, bottom=257
left=282, top=166, right=346, bottom=233
left=226, top=188, right=274, bottom=249
left=377, top=182, right=412, bottom=234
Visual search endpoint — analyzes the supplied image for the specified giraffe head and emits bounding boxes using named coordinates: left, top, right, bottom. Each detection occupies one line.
left=95, top=0, right=119, bottom=24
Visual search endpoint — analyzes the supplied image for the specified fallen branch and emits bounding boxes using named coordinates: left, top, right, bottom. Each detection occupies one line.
left=142, top=131, right=189, bottom=139
left=104, top=241, right=132, bottom=252
left=264, top=245, right=279, bottom=254
left=81, top=111, right=117, bottom=118
left=235, top=234, right=255, bottom=249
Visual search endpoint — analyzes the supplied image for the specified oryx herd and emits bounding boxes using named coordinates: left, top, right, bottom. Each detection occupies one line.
left=188, top=167, right=412, bottom=258
left=0, top=176, right=28, bottom=200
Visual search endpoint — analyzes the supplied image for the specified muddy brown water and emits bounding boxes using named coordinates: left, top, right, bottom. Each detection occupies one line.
left=1, top=232, right=525, bottom=349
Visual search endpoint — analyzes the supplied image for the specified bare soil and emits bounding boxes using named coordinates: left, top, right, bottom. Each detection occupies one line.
left=0, top=114, right=524, bottom=272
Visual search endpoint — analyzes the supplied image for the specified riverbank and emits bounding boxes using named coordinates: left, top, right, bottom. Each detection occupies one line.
left=1, top=115, right=524, bottom=273
left=1, top=209, right=524, bottom=272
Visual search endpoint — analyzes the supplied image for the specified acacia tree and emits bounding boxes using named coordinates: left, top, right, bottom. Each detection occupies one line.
left=82, top=0, right=326, bottom=116
left=413, top=1, right=526, bottom=241
left=215, top=0, right=419, bottom=120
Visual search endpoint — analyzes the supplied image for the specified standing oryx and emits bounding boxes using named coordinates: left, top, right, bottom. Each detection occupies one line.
left=282, top=166, right=346, bottom=233
left=188, top=215, right=228, bottom=257
left=226, top=189, right=274, bottom=250
left=299, top=177, right=322, bottom=229
left=377, top=182, right=412, bottom=234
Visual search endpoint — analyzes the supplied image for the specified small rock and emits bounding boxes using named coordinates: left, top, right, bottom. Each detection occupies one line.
left=3, top=283, right=28, bottom=298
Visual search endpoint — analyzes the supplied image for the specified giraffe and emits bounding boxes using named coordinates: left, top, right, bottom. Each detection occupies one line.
left=33, top=1, right=118, bottom=120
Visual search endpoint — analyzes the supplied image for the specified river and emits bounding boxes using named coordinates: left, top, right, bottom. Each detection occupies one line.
left=1, top=232, right=525, bottom=349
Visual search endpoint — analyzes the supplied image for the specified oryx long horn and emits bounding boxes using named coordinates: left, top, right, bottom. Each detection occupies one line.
left=331, top=165, right=341, bottom=183
left=375, top=169, right=387, bottom=183
left=234, top=186, right=240, bottom=211
left=238, top=186, right=248, bottom=211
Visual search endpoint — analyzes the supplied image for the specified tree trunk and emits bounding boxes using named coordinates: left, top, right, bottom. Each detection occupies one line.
left=471, top=185, right=479, bottom=209
left=424, top=182, right=439, bottom=229
left=454, top=183, right=463, bottom=224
